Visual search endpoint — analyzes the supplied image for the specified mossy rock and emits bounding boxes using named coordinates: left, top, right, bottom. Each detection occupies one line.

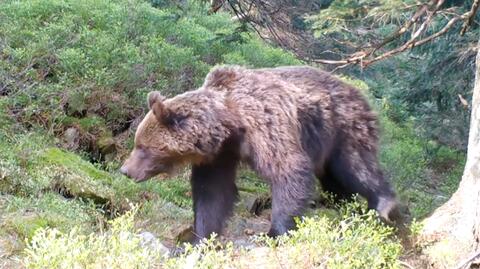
left=49, top=168, right=113, bottom=204
left=37, top=148, right=148, bottom=209
left=39, top=148, right=115, bottom=204
left=97, top=136, right=117, bottom=156
left=41, top=148, right=109, bottom=181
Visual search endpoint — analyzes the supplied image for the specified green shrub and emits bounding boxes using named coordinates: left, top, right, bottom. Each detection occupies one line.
left=257, top=199, right=401, bottom=269
left=0, top=0, right=299, bottom=140
left=3, top=193, right=100, bottom=240
left=24, top=207, right=165, bottom=269
left=25, top=201, right=402, bottom=269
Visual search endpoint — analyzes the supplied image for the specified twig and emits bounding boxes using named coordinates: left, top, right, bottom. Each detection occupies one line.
left=361, top=14, right=462, bottom=67
left=330, top=62, right=354, bottom=73
left=454, top=250, right=480, bottom=269
left=460, top=0, right=480, bottom=35
left=227, top=1, right=265, bottom=41
left=368, top=0, right=446, bottom=65
left=208, top=0, right=226, bottom=14
left=310, top=0, right=479, bottom=69
left=408, top=0, right=445, bottom=42
left=399, top=260, right=416, bottom=269
left=372, top=0, right=435, bottom=53
left=312, top=10, right=464, bottom=68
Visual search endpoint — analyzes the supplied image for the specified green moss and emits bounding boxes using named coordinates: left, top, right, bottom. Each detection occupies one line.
left=39, top=148, right=193, bottom=208
left=141, top=179, right=191, bottom=208
left=59, top=115, right=108, bottom=134
left=41, top=148, right=110, bottom=181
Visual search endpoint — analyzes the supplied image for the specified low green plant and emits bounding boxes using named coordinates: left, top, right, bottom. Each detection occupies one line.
left=264, top=199, right=401, bottom=269
left=24, top=206, right=165, bottom=269
left=379, top=116, right=464, bottom=218
left=24, top=200, right=402, bottom=269
left=3, top=193, right=100, bottom=240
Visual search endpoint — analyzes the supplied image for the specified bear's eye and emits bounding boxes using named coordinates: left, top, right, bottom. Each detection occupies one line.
left=163, top=113, right=189, bottom=129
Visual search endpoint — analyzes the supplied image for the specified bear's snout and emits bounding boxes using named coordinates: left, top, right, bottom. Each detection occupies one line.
left=119, top=165, right=128, bottom=176
left=120, top=148, right=172, bottom=182
left=119, top=164, right=148, bottom=183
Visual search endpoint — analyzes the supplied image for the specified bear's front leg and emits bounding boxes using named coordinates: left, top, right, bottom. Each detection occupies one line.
left=190, top=156, right=239, bottom=243
left=267, top=164, right=315, bottom=237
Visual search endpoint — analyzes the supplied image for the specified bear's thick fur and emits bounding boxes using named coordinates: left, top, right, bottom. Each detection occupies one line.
left=121, top=65, right=402, bottom=241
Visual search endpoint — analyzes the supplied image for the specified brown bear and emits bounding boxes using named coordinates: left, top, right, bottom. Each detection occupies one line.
left=120, top=65, right=402, bottom=241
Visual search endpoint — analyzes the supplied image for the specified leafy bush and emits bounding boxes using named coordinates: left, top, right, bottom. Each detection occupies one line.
left=379, top=116, right=464, bottom=218
left=25, top=200, right=402, bottom=269
left=25, top=207, right=165, bottom=269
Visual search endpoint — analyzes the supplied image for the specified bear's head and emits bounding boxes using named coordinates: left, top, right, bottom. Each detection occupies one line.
left=120, top=89, right=239, bottom=182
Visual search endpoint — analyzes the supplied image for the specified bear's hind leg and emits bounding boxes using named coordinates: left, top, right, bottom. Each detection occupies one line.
left=191, top=155, right=239, bottom=242
left=268, top=162, right=315, bottom=237
left=327, top=147, right=402, bottom=224
left=317, top=169, right=354, bottom=203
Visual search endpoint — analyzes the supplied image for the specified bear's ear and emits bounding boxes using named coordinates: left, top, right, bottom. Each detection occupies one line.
left=203, top=66, right=241, bottom=90
left=147, top=91, right=166, bottom=122
left=147, top=91, right=165, bottom=110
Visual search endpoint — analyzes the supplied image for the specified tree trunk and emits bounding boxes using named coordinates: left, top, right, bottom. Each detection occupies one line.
left=421, top=40, right=480, bottom=268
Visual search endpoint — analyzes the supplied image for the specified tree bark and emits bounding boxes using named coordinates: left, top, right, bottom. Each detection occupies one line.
left=421, top=40, right=480, bottom=268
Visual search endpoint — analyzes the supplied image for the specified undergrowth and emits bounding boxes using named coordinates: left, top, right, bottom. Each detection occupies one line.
left=25, top=200, right=402, bottom=269
left=25, top=207, right=165, bottom=269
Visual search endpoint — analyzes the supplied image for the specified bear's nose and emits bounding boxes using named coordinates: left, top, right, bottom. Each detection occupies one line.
left=120, top=165, right=128, bottom=176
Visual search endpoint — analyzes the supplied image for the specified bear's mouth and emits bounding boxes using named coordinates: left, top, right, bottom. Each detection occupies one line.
left=132, top=176, right=150, bottom=183
left=133, top=172, right=169, bottom=183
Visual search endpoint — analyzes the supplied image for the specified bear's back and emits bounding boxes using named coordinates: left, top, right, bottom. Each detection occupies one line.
left=256, top=66, right=380, bottom=152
